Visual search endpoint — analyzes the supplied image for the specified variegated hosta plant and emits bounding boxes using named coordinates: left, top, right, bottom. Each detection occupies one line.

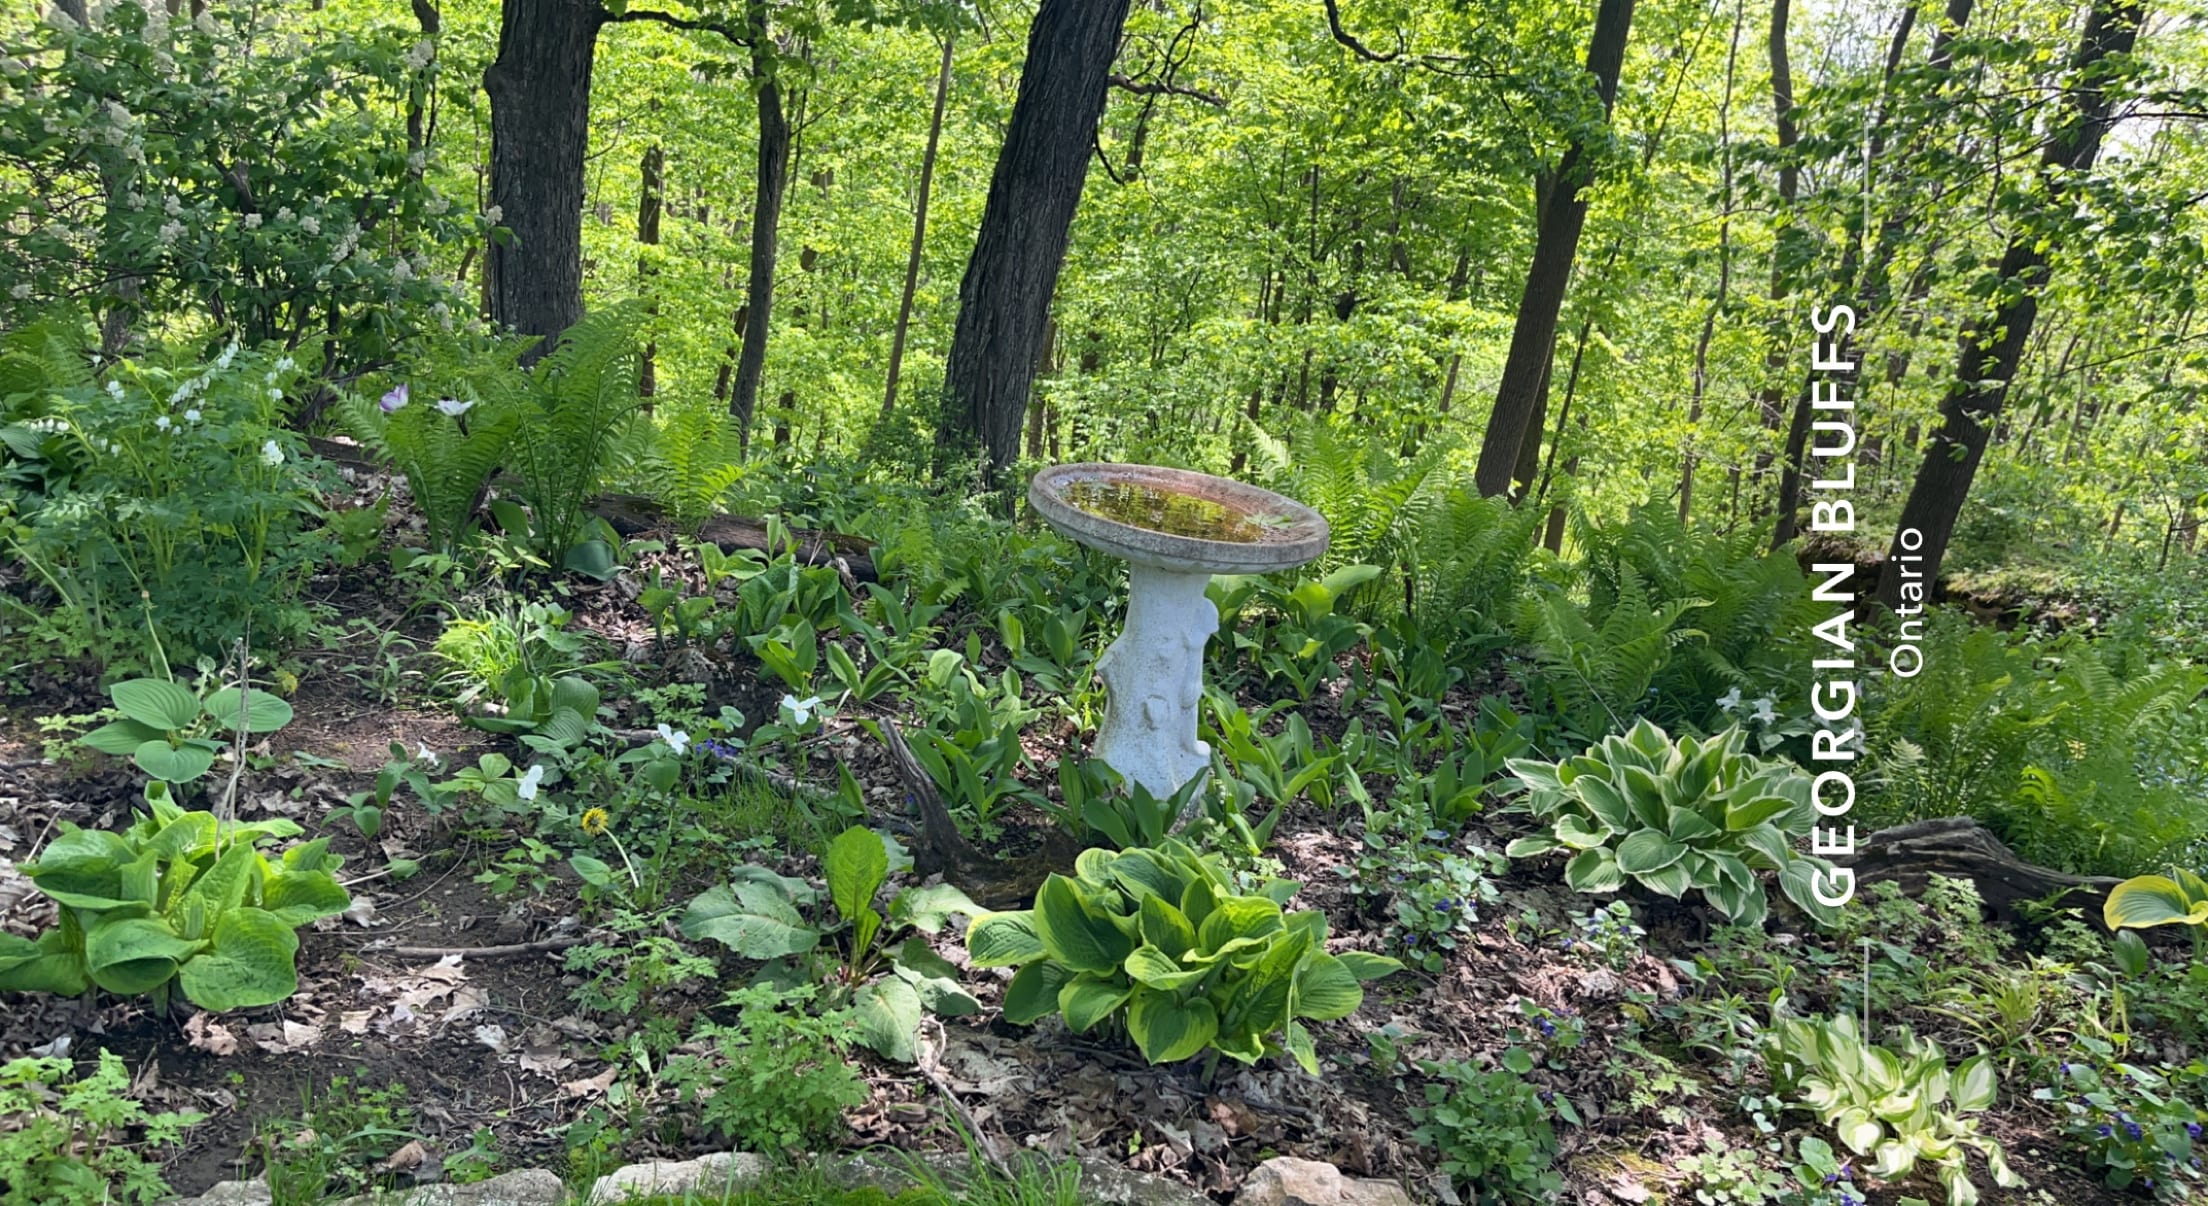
left=964, top=839, right=1400, bottom=1073
left=1767, top=1012, right=2025, bottom=1206
left=1503, top=719, right=1841, bottom=927
left=2103, top=867, right=2208, bottom=958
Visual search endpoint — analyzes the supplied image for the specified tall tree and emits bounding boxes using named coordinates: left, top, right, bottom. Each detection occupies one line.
left=729, top=1, right=789, bottom=444
left=484, top=0, right=604, bottom=358
left=1875, top=0, right=2146, bottom=605
left=1472, top=0, right=1639, bottom=497
left=933, top=0, right=1135, bottom=481
left=881, top=32, right=956, bottom=420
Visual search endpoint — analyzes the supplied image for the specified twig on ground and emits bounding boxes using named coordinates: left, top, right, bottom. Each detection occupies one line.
left=372, top=936, right=586, bottom=959
left=916, top=1016, right=1013, bottom=1182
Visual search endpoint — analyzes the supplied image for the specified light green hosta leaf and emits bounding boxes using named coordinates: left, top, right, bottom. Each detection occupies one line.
left=0, top=930, right=88, bottom=995
left=1505, top=834, right=1562, bottom=858
left=679, top=877, right=820, bottom=961
left=1335, top=951, right=1402, bottom=981
left=1058, top=974, right=1133, bottom=1033
left=1127, top=989, right=1217, bottom=1065
left=1195, top=895, right=1282, bottom=954
left=1034, top=875, right=1133, bottom=973
left=1615, top=829, right=1687, bottom=874
left=965, top=911, right=1045, bottom=968
left=110, top=679, right=201, bottom=731
left=133, top=739, right=216, bottom=783
left=85, top=915, right=200, bottom=996
left=851, top=976, right=923, bottom=1062
left=1564, top=848, right=1624, bottom=894
left=1665, top=805, right=1720, bottom=843
left=1553, top=813, right=1611, bottom=850
left=146, top=811, right=218, bottom=860
left=1834, top=1107, right=1884, bottom=1155
left=826, top=826, right=889, bottom=929
left=1292, top=952, right=1362, bottom=1022
left=1951, top=1055, right=1997, bottom=1113
left=1137, top=894, right=1195, bottom=960
left=81, top=718, right=165, bottom=756
left=1002, top=960, right=1070, bottom=1024
left=1937, top=1161, right=1980, bottom=1206
left=890, top=883, right=980, bottom=934
left=1636, top=861, right=1694, bottom=899
left=177, top=906, right=301, bottom=1011
left=2103, top=874, right=2208, bottom=931
left=1725, top=794, right=1796, bottom=832
left=1124, top=945, right=1206, bottom=990
left=1573, top=776, right=1632, bottom=830
left=201, top=687, right=293, bottom=734
left=262, top=868, right=351, bottom=928
left=172, top=841, right=261, bottom=931
left=1281, top=1020, right=1319, bottom=1076
left=1778, top=859, right=1844, bottom=929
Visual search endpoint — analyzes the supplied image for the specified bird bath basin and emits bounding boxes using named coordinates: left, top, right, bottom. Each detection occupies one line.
left=1030, top=463, right=1328, bottom=799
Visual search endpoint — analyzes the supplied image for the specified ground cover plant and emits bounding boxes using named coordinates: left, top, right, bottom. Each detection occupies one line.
left=3, top=0, right=2208, bottom=1202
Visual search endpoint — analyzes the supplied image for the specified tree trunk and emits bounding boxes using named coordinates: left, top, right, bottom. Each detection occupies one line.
left=934, top=0, right=1135, bottom=482
left=636, top=142, right=664, bottom=400
left=730, top=11, right=790, bottom=447
left=883, top=33, right=956, bottom=420
left=485, top=0, right=603, bottom=361
left=1684, top=0, right=1745, bottom=524
left=1750, top=0, right=1800, bottom=491
left=1875, top=0, right=2144, bottom=606
left=1473, top=0, right=1638, bottom=497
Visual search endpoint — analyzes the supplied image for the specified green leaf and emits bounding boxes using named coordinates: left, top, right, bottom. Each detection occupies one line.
left=826, top=826, right=889, bottom=929
left=1058, top=974, right=1133, bottom=1032
left=80, top=718, right=164, bottom=755
left=1001, top=960, right=1069, bottom=1024
left=851, top=976, right=923, bottom=1062
left=1126, top=988, right=1218, bottom=1064
left=1281, top=1019, right=1319, bottom=1075
left=261, top=868, right=351, bottom=927
left=965, top=911, right=1046, bottom=968
left=679, top=875, right=821, bottom=960
left=1725, top=794, right=1796, bottom=832
left=177, top=906, right=301, bottom=1011
left=1137, top=894, right=1197, bottom=960
left=1123, top=944, right=1206, bottom=990
left=110, top=679, right=201, bottom=731
left=1293, top=952, right=1363, bottom=1021
left=2104, top=874, right=2208, bottom=931
left=1554, top=813, right=1612, bottom=850
left=890, top=883, right=979, bottom=934
left=85, top=915, right=200, bottom=995
left=1565, top=848, right=1625, bottom=894
left=132, top=739, right=216, bottom=783
left=1615, top=829, right=1688, bottom=874
left=1952, top=1055, right=1997, bottom=1113
left=201, top=687, right=294, bottom=734
left=1335, top=951, right=1402, bottom=981
left=1033, top=875, right=1133, bottom=973
left=0, top=930, right=88, bottom=996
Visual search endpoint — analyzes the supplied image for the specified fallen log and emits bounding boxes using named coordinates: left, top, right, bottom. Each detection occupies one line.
left=1836, top=817, right=2124, bottom=929
left=589, top=493, right=878, bottom=582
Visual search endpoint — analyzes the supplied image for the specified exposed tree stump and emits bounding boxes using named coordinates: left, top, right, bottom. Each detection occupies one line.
left=877, top=717, right=1076, bottom=910
left=1837, top=817, right=2123, bottom=929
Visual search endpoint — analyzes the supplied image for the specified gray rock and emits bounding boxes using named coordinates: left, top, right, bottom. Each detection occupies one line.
left=827, top=1150, right=1210, bottom=1206
left=162, top=1180, right=272, bottom=1206
left=587, top=1150, right=767, bottom=1204
left=328, top=1169, right=568, bottom=1206
left=1234, top=1156, right=1413, bottom=1206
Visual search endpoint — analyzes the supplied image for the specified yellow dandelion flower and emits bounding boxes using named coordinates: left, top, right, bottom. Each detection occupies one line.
left=579, top=807, right=610, bottom=836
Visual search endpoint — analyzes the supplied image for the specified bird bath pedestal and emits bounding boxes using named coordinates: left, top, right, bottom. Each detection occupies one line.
left=1029, top=463, right=1329, bottom=800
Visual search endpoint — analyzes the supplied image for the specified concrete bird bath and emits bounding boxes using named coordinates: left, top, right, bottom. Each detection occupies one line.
left=1029, top=463, right=1329, bottom=800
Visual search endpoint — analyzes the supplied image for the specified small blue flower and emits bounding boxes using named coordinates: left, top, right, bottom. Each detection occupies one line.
left=2127, top=1122, right=2146, bottom=1141
left=2188, top=1122, right=2203, bottom=1139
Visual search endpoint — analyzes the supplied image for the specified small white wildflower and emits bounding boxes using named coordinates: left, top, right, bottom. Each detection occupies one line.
left=515, top=764, right=545, bottom=801
left=390, top=258, right=412, bottom=282
left=192, top=9, right=216, bottom=35
left=184, top=408, right=201, bottom=423
left=259, top=439, right=283, bottom=466
left=163, top=194, right=181, bottom=217
left=656, top=724, right=690, bottom=755
left=242, top=212, right=261, bottom=229
left=275, top=356, right=295, bottom=372
left=104, top=100, right=130, bottom=127
left=416, top=742, right=440, bottom=766
left=105, top=380, right=123, bottom=400
left=433, top=397, right=472, bottom=417
left=7, top=283, right=29, bottom=300
left=780, top=694, right=825, bottom=726
left=1715, top=687, right=1742, bottom=711
left=484, top=205, right=502, bottom=225
left=154, top=415, right=172, bottom=431
left=126, top=192, right=146, bottom=210
left=299, top=215, right=320, bottom=236
left=156, top=218, right=183, bottom=245
left=268, top=386, right=282, bottom=401
left=406, top=149, right=427, bottom=173
left=275, top=206, right=293, bottom=223
left=425, top=194, right=449, bottom=216
left=215, top=342, right=237, bottom=371
left=1749, top=696, right=1778, bottom=725
left=404, top=39, right=435, bottom=70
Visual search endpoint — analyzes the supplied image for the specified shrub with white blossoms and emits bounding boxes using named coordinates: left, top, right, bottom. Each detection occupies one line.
left=0, top=3, right=478, bottom=375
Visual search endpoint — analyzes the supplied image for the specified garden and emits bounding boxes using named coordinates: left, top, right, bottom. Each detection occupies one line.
left=3, top=1, right=2207, bottom=1205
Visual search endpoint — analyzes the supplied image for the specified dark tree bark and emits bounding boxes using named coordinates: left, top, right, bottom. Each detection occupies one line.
left=485, top=0, right=605, bottom=361
left=1874, top=0, right=2145, bottom=606
left=636, top=142, right=664, bottom=399
left=1750, top=0, right=1800, bottom=491
left=883, top=33, right=956, bottom=420
left=730, top=8, right=790, bottom=446
left=1473, top=0, right=1638, bottom=497
left=934, top=0, right=1135, bottom=481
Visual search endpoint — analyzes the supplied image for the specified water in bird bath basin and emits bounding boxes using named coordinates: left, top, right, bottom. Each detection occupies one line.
left=1061, top=479, right=1282, bottom=543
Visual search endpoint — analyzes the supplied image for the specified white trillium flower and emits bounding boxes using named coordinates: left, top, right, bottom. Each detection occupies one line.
left=516, top=764, right=545, bottom=801
left=434, top=397, right=473, bottom=417
left=260, top=439, right=283, bottom=466
left=184, top=408, right=201, bottom=423
left=1715, top=686, right=1742, bottom=712
left=780, top=694, right=825, bottom=726
left=1749, top=696, right=1779, bottom=725
left=154, top=415, right=172, bottom=431
left=656, top=724, right=690, bottom=755
left=416, top=742, right=440, bottom=766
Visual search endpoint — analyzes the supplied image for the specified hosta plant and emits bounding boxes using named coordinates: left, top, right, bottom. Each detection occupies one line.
left=79, top=677, right=292, bottom=784
left=1503, top=720, right=1840, bottom=927
left=2103, top=867, right=2208, bottom=958
left=0, top=796, right=349, bottom=1010
left=964, top=838, right=1401, bottom=1073
left=1766, top=1012, right=2024, bottom=1206
left=681, top=826, right=981, bottom=1062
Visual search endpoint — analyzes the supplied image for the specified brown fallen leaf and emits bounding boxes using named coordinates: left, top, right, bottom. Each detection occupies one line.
left=376, top=1139, right=428, bottom=1174
left=185, top=1014, right=238, bottom=1056
left=559, top=1067, right=617, bottom=1098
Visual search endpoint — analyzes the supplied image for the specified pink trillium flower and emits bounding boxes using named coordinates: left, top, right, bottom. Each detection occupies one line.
left=380, top=383, right=409, bottom=413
